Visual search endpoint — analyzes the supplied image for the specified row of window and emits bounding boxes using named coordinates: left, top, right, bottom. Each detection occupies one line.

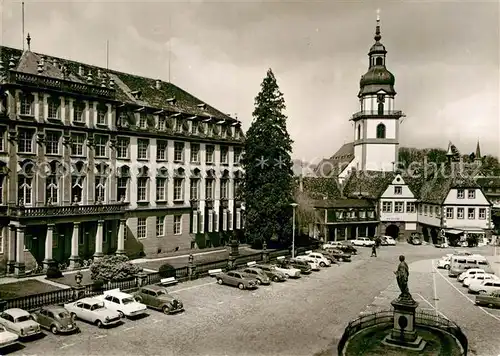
left=457, top=189, right=476, bottom=199
left=335, top=210, right=376, bottom=219
left=445, top=207, right=487, bottom=220
left=11, top=128, right=242, bottom=164
left=17, top=92, right=241, bottom=139
left=16, top=175, right=238, bottom=206
left=381, top=201, right=417, bottom=213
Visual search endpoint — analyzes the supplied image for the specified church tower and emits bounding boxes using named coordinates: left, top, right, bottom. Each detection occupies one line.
left=351, top=11, right=405, bottom=172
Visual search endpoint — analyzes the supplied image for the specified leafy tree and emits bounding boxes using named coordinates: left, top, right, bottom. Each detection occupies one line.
left=90, top=255, right=142, bottom=281
left=241, top=69, right=294, bottom=245
left=294, top=189, right=317, bottom=234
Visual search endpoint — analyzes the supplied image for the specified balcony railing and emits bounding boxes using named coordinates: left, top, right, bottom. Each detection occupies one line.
left=351, top=110, right=404, bottom=120
left=8, top=71, right=116, bottom=98
left=14, top=203, right=129, bottom=218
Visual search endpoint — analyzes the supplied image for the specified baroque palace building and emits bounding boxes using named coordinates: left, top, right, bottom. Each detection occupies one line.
left=301, top=15, right=495, bottom=244
left=0, top=38, right=244, bottom=275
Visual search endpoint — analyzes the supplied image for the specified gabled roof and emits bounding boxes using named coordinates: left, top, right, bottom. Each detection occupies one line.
left=343, top=171, right=395, bottom=199
left=313, top=142, right=354, bottom=177
left=301, top=177, right=342, bottom=200
left=314, top=198, right=374, bottom=209
left=0, top=46, right=237, bottom=123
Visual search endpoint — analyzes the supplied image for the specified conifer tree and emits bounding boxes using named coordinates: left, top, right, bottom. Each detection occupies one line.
left=241, top=69, right=294, bottom=246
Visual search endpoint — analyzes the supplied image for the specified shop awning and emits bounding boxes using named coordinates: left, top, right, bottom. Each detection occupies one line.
left=445, top=229, right=464, bottom=235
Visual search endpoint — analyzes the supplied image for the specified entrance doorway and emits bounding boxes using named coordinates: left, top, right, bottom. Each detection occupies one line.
left=430, top=228, right=438, bottom=244
left=385, top=224, right=399, bottom=239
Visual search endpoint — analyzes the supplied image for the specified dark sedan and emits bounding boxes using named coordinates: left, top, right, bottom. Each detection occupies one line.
left=31, top=305, right=78, bottom=335
left=283, top=259, right=312, bottom=274
left=324, top=248, right=351, bottom=262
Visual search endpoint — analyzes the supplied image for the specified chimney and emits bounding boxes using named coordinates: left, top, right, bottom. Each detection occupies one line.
left=109, top=78, right=115, bottom=89
left=53, top=58, right=58, bottom=68
left=78, top=65, right=84, bottom=77
left=40, top=56, right=45, bottom=67
left=97, top=69, right=102, bottom=79
left=101, top=75, right=107, bottom=87
left=155, top=79, right=161, bottom=90
left=37, top=60, right=43, bottom=74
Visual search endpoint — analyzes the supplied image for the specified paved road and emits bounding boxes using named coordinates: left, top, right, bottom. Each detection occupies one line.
left=5, top=244, right=496, bottom=356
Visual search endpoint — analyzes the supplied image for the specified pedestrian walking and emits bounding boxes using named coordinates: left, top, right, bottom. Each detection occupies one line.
left=371, top=244, right=377, bottom=257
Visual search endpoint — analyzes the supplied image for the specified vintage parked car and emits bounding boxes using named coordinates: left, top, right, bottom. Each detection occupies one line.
left=286, top=258, right=316, bottom=272
left=95, top=289, right=148, bottom=318
left=469, top=280, right=500, bottom=295
left=335, top=244, right=357, bottom=255
left=464, top=273, right=499, bottom=288
left=475, top=291, right=500, bottom=308
left=352, top=237, right=375, bottom=247
left=0, top=308, right=41, bottom=338
left=253, top=264, right=287, bottom=282
left=240, top=267, right=271, bottom=285
left=407, top=234, right=422, bottom=245
left=301, top=252, right=331, bottom=267
left=31, top=305, right=79, bottom=334
left=271, top=262, right=301, bottom=279
left=458, top=268, right=485, bottom=282
left=380, top=236, right=396, bottom=246
left=437, top=255, right=453, bottom=269
left=216, top=271, right=259, bottom=290
left=134, top=285, right=184, bottom=314
left=323, top=248, right=351, bottom=262
left=0, top=325, right=19, bottom=348
left=64, top=298, right=121, bottom=328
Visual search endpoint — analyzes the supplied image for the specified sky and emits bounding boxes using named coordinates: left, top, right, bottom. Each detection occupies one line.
left=1, top=0, right=499, bottom=165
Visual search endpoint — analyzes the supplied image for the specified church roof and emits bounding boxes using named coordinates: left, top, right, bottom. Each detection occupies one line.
left=342, top=170, right=395, bottom=199
left=301, top=177, right=342, bottom=200
left=313, top=142, right=354, bottom=177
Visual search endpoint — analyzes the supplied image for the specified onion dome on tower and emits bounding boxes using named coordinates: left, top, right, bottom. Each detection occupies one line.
left=358, top=11, right=396, bottom=97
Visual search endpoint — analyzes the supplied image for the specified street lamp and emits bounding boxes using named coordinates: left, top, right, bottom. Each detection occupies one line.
left=291, top=203, right=298, bottom=258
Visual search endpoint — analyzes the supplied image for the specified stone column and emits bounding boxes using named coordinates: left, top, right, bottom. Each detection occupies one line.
left=69, top=222, right=80, bottom=268
left=93, top=220, right=104, bottom=258
left=7, top=225, right=16, bottom=274
left=43, top=224, right=55, bottom=269
left=355, top=226, right=359, bottom=239
left=116, top=219, right=126, bottom=255
left=344, top=226, right=348, bottom=241
left=334, top=227, right=338, bottom=242
left=14, top=226, right=26, bottom=276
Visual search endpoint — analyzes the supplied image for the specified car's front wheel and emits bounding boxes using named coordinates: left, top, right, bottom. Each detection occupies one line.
left=118, top=311, right=125, bottom=318
left=95, top=320, right=103, bottom=328
left=217, top=278, right=223, bottom=285
left=445, top=264, right=450, bottom=270
left=162, top=305, right=170, bottom=314
left=238, top=283, right=245, bottom=290
left=320, top=262, right=326, bottom=267
left=256, top=279, right=261, bottom=285
left=273, top=276, right=280, bottom=282
left=50, top=325, right=58, bottom=335
left=70, top=313, right=77, bottom=321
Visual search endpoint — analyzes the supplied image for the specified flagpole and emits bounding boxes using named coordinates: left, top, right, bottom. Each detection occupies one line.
left=22, top=2, right=25, bottom=50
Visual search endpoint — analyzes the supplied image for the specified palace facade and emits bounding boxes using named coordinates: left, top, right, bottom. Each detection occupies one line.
left=0, top=42, right=244, bottom=275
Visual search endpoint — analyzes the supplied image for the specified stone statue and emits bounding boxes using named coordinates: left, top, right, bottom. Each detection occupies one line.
left=394, top=255, right=412, bottom=301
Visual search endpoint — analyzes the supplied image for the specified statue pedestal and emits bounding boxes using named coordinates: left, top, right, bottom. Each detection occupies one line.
left=382, top=295, right=427, bottom=351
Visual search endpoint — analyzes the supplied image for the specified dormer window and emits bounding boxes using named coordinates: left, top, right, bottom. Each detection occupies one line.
left=192, top=121, right=198, bottom=134
left=117, top=111, right=128, bottom=127
left=457, top=189, right=465, bottom=199
left=197, top=103, right=206, bottom=110
left=167, top=97, right=176, bottom=105
left=47, top=97, right=60, bottom=119
left=468, top=189, right=476, bottom=199
left=131, top=90, right=142, bottom=100
left=158, top=116, right=166, bottom=131
left=139, top=114, right=147, bottom=129
left=19, top=92, right=34, bottom=116
left=394, top=186, right=402, bottom=195
left=176, top=119, right=183, bottom=133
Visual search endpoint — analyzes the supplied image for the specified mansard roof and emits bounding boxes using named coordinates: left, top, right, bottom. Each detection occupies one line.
left=0, top=46, right=238, bottom=123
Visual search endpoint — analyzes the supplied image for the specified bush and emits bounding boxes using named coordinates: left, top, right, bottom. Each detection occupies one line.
left=90, top=255, right=142, bottom=282
left=158, top=263, right=176, bottom=278
left=251, top=238, right=263, bottom=250
left=92, top=280, right=105, bottom=292
left=46, top=266, right=63, bottom=279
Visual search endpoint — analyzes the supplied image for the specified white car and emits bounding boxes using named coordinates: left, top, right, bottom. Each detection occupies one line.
left=0, top=308, right=41, bottom=338
left=382, top=236, right=396, bottom=246
left=64, top=297, right=122, bottom=328
left=302, top=253, right=331, bottom=267
left=464, top=273, right=499, bottom=288
left=95, top=289, right=148, bottom=318
left=294, top=256, right=320, bottom=271
left=437, top=255, right=453, bottom=269
left=0, top=325, right=19, bottom=348
left=458, top=268, right=485, bottom=282
left=272, top=264, right=301, bottom=278
left=323, top=241, right=344, bottom=249
left=352, top=237, right=375, bottom=247
left=469, top=280, right=500, bottom=294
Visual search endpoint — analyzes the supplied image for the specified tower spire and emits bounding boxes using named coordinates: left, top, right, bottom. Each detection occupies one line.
left=374, top=9, right=381, bottom=42
left=475, top=140, right=481, bottom=161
